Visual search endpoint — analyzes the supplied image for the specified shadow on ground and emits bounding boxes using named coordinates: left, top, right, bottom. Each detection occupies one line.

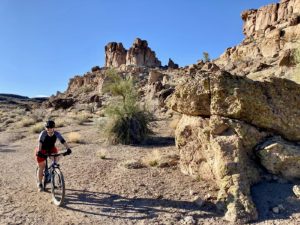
left=63, top=189, right=221, bottom=220
left=0, top=144, right=16, bottom=153
left=252, top=180, right=300, bottom=222
left=140, top=136, right=175, bottom=147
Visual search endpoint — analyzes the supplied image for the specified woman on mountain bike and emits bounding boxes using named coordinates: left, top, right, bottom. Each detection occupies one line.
left=35, top=120, right=72, bottom=192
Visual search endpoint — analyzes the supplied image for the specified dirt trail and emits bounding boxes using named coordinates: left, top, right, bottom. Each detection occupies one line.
left=1, top=121, right=300, bottom=224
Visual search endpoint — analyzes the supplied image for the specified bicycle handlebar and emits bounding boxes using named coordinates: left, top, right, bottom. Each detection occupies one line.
left=38, top=150, right=71, bottom=158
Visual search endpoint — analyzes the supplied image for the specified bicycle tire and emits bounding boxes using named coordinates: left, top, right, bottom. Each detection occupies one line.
left=51, top=168, right=65, bottom=206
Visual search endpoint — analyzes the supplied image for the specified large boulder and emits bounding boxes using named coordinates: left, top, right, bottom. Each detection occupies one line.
left=256, top=136, right=300, bottom=180
left=169, top=69, right=300, bottom=223
left=169, top=71, right=300, bottom=141
left=176, top=114, right=267, bottom=223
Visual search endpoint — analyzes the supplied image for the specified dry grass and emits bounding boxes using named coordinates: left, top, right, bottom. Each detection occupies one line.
left=96, top=148, right=108, bottom=159
left=31, top=123, right=44, bottom=133
left=17, top=117, right=36, bottom=127
left=74, top=112, right=92, bottom=125
left=67, top=132, right=82, bottom=143
left=55, top=118, right=67, bottom=127
left=142, top=149, right=162, bottom=167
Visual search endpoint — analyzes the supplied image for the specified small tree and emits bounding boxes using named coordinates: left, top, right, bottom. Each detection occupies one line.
left=103, top=69, right=153, bottom=145
left=203, top=51, right=210, bottom=63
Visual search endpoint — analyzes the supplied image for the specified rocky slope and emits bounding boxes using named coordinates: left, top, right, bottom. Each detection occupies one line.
left=20, top=0, right=300, bottom=223
left=215, top=0, right=300, bottom=82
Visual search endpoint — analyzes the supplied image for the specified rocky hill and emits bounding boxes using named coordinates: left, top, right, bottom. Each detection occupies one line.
left=215, top=0, right=300, bottom=82
left=6, top=0, right=298, bottom=223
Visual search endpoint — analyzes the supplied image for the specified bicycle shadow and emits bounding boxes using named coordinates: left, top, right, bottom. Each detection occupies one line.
left=63, top=189, right=221, bottom=220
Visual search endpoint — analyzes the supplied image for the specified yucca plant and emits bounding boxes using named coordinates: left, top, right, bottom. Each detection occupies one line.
left=103, top=69, right=153, bottom=145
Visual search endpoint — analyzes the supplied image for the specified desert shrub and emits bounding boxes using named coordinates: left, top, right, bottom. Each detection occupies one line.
left=55, top=118, right=66, bottom=127
left=31, top=123, right=44, bottom=133
left=96, top=148, right=107, bottom=159
left=75, top=112, right=92, bottom=125
left=203, top=51, right=210, bottom=62
left=103, top=69, right=153, bottom=145
left=18, top=117, right=36, bottom=127
left=142, top=149, right=161, bottom=167
left=67, top=132, right=82, bottom=143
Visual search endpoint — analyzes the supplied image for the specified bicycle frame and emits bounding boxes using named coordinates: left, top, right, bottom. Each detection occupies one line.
left=37, top=151, right=68, bottom=206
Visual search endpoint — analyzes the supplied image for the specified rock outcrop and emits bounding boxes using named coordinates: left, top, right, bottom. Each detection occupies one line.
left=168, top=70, right=300, bottom=223
left=105, top=38, right=161, bottom=68
left=105, top=42, right=127, bottom=68
left=215, top=0, right=300, bottom=82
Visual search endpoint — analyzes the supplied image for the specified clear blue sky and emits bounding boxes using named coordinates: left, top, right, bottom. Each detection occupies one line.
left=0, top=0, right=278, bottom=97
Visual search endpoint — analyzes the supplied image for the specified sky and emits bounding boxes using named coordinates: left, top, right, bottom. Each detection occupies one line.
left=0, top=0, right=279, bottom=98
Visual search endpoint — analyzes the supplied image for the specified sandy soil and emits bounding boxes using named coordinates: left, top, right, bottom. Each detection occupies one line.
left=1, top=120, right=300, bottom=225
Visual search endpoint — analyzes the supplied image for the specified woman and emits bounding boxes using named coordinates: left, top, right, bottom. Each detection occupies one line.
left=35, top=120, right=71, bottom=192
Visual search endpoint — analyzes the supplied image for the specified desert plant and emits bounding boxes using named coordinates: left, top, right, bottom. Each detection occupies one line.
left=75, top=112, right=91, bottom=125
left=96, top=148, right=107, bottom=159
left=203, top=51, right=210, bottom=63
left=103, top=69, right=153, bottom=145
left=142, top=149, right=162, bottom=167
left=67, top=132, right=82, bottom=143
left=18, top=117, right=36, bottom=127
left=31, top=123, right=44, bottom=133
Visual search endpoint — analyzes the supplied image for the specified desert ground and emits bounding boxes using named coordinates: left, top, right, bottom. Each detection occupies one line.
left=1, top=110, right=300, bottom=225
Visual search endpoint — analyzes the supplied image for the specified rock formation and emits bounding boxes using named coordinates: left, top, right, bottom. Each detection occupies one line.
left=105, top=42, right=127, bottom=68
left=167, top=70, right=300, bottom=223
left=105, top=38, right=161, bottom=68
left=168, top=58, right=179, bottom=69
left=215, top=0, right=300, bottom=82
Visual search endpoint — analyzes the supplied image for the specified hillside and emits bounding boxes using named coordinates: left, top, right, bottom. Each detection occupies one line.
left=1, top=0, right=300, bottom=224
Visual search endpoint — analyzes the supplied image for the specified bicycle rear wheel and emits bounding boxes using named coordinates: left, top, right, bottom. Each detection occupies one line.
left=51, top=168, right=65, bottom=206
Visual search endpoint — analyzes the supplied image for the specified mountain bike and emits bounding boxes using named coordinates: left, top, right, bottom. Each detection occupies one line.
left=35, top=150, right=70, bottom=206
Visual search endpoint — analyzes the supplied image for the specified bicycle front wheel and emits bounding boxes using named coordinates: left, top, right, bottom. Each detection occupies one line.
left=51, top=168, right=65, bottom=206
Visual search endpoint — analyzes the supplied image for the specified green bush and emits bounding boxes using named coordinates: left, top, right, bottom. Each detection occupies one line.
left=103, top=69, right=153, bottom=145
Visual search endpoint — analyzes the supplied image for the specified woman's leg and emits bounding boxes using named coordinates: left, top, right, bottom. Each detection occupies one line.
left=37, top=161, right=46, bottom=185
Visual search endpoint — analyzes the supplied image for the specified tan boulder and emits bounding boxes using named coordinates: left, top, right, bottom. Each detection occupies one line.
left=168, top=71, right=300, bottom=141
left=256, top=136, right=300, bottom=180
left=175, top=114, right=267, bottom=223
left=210, top=71, right=300, bottom=141
left=167, top=74, right=211, bottom=116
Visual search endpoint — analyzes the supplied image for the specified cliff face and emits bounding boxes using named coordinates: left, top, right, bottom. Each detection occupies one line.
left=215, top=0, right=300, bottom=82
left=105, top=38, right=161, bottom=68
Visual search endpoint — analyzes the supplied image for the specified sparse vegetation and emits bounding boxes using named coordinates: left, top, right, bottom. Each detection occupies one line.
left=97, top=148, right=107, bottom=159
left=75, top=112, right=92, bottom=125
left=142, top=149, right=161, bottom=167
left=67, top=132, right=82, bottom=143
left=103, top=69, right=153, bottom=145
left=18, top=117, right=36, bottom=127
left=31, top=123, right=44, bottom=133
left=203, top=51, right=210, bottom=62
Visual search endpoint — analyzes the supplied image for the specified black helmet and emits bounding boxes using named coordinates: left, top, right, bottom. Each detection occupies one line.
left=45, top=120, right=55, bottom=128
